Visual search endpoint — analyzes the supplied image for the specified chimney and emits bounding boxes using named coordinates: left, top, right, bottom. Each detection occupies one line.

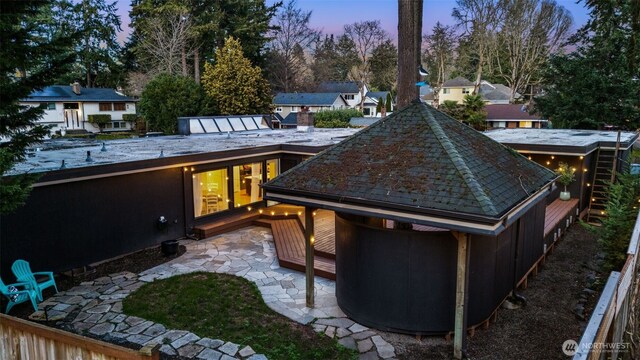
left=71, top=82, right=81, bottom=95
left=296, top=106, right=314, bottom=133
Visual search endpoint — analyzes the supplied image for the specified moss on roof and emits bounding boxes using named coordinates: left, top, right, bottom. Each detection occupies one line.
left=263, top=101, right=556, bottom=218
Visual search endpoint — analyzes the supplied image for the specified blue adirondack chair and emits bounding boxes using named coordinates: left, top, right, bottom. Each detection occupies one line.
left=0, top=276, right=39, bottom=314
left=11, top=259, right=58, bottom=301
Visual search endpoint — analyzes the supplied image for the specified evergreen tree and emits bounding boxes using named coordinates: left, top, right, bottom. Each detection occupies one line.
left=311, top=35, right=338, bottom=83
left=334, top=35, right=361, bottom=81
left=56, top=0, right=124, bottom=88
left=535, top=0, right=640, bottom=129
left=0, top=0, right=76, bottom=214
left=369, top=39, right=398, bottom=91
left=139, top=74, right=210, bottom=134
left=202, top=37, right=272, bottom=115
left=385, top=92, right=392, bottom=112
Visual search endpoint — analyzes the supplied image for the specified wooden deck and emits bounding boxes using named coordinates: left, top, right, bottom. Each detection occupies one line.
left=544, top=198, right=580, bottom=238
left=194, top=199, right=582, bottom=283
left=254, top=217, right=336, bottom=280
left=193, top=211, right=261, bottom=239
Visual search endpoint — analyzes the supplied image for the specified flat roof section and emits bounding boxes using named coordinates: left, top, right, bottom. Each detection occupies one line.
left=485, top=129, right=639, bottom=155
left=9, top=128, right=359, bottom=176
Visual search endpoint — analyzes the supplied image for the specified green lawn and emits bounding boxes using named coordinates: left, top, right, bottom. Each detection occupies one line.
left=122, top=272, right=356, bottom=360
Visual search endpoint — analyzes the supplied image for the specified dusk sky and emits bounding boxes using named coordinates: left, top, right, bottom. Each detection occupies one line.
left=114, top=0, right=591, bottom=44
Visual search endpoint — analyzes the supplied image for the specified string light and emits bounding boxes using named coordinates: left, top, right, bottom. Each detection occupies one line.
left=587, top=183, right=591, bottom=187
left=551, top=156, right=555, bottom=160
left=297, top=211, right=302, bottom=216
left=191, top=167, right=195, bottom=171
left=313, top=211, right=317, bottom=216
left=271, top=211, right=275, bottom=216
left=546, top=161, right=551, bottom=165
left=183, top=167, right=188, bottom=171
left=579, top=156, right=584, bottom=160
left=247, top=206, right=252, bottom=211
left=285, top=212, right=289, bottom=216
left=528, top=156, right=532, bottom=160
left=583, top=168, right=588, bottom=172
left=259, top=209, right=263, bottom=214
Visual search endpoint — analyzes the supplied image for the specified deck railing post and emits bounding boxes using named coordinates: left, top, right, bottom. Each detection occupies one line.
left=305, top=206, right=315, bottom=307
left=452, top=231, right=470, bottom=359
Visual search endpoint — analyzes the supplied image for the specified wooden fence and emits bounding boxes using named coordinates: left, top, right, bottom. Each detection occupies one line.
left=574, top=211, right=640, bottom=359
left=0, top=313, right=159, bottom=360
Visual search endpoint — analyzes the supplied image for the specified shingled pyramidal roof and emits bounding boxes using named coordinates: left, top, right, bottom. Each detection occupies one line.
left=263, top=101, right=556, bottom=223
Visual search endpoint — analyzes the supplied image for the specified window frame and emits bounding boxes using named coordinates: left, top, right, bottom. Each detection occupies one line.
left=99, top=103, right=113, bottom=111
left=113, top=102, right=126, bottom=111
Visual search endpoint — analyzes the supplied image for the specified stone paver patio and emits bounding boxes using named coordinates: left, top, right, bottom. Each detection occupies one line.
left=35, top=226, right=396, bottom=359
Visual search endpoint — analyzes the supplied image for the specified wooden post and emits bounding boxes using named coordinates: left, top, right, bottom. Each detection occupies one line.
left=452, top=232, right=470, bottom=359
left=305, top=207, right=315, bottom=307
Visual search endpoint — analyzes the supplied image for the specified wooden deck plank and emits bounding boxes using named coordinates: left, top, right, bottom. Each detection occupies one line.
left=544, top=198, right=579, bottom=237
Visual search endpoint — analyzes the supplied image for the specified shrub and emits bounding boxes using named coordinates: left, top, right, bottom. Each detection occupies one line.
left=87, top=114, right=111, bottom=131
left=592, top=173, right=640, bottom=272
left=122, top=114, right=138, bottom=123
left=314, top=108, right=363, bottom=128
left=139, top=74, right=210, bottom=134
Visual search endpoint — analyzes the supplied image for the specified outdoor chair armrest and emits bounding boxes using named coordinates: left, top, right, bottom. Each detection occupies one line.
left=32, top=271, right=54, bottom=277
left=9, top=281, right=34, bottom=289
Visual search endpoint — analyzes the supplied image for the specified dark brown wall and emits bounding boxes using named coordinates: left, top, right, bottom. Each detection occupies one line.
left=1, top=168, right=185, bottom=279
left=334, top=199, right=547, bottom=334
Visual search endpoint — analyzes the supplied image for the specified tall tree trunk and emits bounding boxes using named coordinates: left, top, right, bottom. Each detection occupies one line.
left=194, top=48, right=201, bottom=84
left=181, top=46, right=187, bottom=76
left=397, top=0, right=422, bottom=108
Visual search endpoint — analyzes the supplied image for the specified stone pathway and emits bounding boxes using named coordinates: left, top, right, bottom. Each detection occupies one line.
left=35, top=226, right=396, bottom=359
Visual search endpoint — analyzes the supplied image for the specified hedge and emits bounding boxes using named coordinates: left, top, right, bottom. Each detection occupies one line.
left=87, top=114, right=112, bottom=126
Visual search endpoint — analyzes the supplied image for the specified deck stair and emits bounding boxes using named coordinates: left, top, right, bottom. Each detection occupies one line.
left=587, top=149, right=617, bottom=223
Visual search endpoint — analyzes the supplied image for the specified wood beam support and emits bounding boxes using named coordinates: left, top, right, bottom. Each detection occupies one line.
left=305, top=207, right=315, bottom=307
left=452, top=231, right=470, bottom=360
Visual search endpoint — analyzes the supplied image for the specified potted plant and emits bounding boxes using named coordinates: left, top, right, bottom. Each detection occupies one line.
left=556, top=162, right=576, bottom=200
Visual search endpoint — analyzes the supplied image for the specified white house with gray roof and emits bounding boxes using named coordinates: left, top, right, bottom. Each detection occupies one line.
left=20, top=84, right=137, bottom=135
left=316, top=81, right=365, bottom=108
left=273, top=92, right=349, bottom=128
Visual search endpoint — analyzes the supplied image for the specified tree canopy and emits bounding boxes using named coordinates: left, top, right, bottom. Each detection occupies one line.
left=139, top=74, right=210, bottom=134
left=202, top=37, right=272, bottom=115
left=0, top=0, right=76, bottom=214
left=535, top=0, right=640, bottom=129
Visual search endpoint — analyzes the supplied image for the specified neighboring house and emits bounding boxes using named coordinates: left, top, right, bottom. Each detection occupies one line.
left=434, top=77, right=519, bottom=106
left=485, top=104, right=548, bottom=129
left=316, top=81, right=367, bottom=109
left=362, top=91, right=394, bottom=117
left=273, top=113, right=298, bottom=129
left=273, top=93, right=349, bottom=123
left=479, top=81, right=520, bottom=105
left=21, top=84, right=137, bottom=134
left=438, top=77, right=475, bottom=104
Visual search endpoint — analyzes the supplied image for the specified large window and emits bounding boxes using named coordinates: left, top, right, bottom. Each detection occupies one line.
left=442, top=88, right=450, bottom=94
left=233, top=163, right=263, bottom=207
left=42, top=102, right=56, bottom=110
left=113, top=102, right=126, bottom=111
left=99, top=103, right=112, bottom=111
left=193, top=169, right=229, bottom=217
